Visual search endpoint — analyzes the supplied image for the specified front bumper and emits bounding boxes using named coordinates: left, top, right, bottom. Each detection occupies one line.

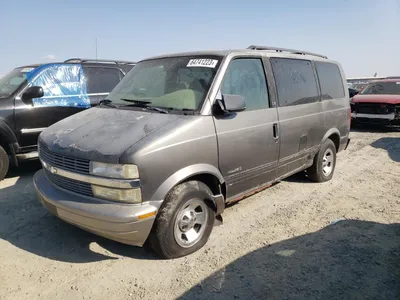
left=351, top=112, right=400, bottom=125
left=34, top=169, right=160, bottom=247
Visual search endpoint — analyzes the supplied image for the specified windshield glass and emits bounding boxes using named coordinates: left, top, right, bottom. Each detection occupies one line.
left=360, top=81, right=400, bottom=95
left=107, top=55, right=222, bottom=111
left=0, top=67, right=35, bottom=96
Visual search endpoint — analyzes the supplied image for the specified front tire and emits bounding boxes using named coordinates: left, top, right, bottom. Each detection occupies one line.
left=148, top=181, right=215, bottom=259
left=308, top=139, right=336, bottom=182
left=0, top=145, right=9, bottom=181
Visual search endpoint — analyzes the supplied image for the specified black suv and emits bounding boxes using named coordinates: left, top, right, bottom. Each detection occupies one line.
left=0, top=58, right=135, bottom=180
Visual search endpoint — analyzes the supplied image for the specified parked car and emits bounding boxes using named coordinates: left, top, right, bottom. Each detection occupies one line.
left=34, top=46, right=351, bottom=258
left=348, top=82, right=369, bottom=92
left=349, top=87, right=359, bottom=98
left=350, top=79, right=400, bottom=126
left=0, top=58, right=135, bottom=180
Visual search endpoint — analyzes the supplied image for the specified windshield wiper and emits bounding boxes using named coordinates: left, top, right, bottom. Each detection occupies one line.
left=119, top=98, right=168, bottom=114
left=99, top=99, right=117, bottom=108
left=120, top=98, right=152, bottom=104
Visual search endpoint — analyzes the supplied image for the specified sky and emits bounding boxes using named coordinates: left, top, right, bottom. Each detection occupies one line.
left=0, top=0, right=399, bottom=78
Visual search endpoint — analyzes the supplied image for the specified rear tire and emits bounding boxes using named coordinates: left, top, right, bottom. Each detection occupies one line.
left=148, top=181, right=215, bottom=259
left=308, top=139, right=336, bottom=183
left=0, top=145, right=9, bottom=181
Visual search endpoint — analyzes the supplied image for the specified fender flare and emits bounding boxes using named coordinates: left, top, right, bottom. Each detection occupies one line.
left=0, top=120, right=18, bottom=146
left=0, top=120, right=18, bottom=166
left=150, top=163, right=225, bottom=214
left=321, top=128, right=341, bottom=149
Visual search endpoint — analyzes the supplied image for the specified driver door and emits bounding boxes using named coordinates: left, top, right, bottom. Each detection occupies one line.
left=213, top=57, right=279, bottom=199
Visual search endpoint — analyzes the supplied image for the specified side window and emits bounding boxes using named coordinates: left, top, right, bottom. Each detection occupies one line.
left=221, top=58, right=269, bottom=111
left=83, top=67, right=122, bottom=94
left=30, top=64, right=89, bottom=108
left=271, top=58, right=319, bottom=107
left=315, top=62, right=345, bottom=100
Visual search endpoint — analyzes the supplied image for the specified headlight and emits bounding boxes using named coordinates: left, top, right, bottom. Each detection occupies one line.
left=90, top=162, right=139, bottom=179
left=92, top=185, right=142, bottom=203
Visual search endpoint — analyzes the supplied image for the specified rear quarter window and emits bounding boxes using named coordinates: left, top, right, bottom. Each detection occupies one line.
left=271, top=58, right=319, bottom=107
left=315, top=62, right=345, bottom=100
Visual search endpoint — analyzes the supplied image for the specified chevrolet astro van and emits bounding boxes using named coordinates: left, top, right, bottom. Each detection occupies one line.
left=34, top=46, right=351, bottom=258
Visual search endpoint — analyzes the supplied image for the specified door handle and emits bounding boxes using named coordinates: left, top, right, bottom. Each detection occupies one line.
left=273, top=123, right=279, bottom=142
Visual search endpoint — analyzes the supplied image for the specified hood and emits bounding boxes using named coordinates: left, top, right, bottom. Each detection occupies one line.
left=352, top=94, right=400, bottom=104
left=39, top=107, right=181, bottom=163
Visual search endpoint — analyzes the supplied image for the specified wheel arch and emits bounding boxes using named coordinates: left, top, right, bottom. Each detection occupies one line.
left=0, top=120, right=19, bottom=166
left=150, top=164, right=226, bottom=215
left=0, top=120, right=18, bottom=148
left=321, top=128, right=341, bottom=152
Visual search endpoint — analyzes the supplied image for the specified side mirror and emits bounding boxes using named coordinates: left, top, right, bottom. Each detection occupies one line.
left=21, top=86, right=44, bottom=105
left=217, top=94, right=246, bottom=113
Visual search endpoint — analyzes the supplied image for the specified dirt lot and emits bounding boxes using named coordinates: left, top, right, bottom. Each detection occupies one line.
left=0, top=127, right=399, bottom=300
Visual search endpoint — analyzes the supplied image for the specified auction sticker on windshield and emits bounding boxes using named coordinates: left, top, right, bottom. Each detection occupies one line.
left=187, top=59, right=218, bottom=68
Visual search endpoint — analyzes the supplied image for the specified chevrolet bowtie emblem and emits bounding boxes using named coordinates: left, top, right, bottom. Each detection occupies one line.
left=49, top=166, right=58, bottom=174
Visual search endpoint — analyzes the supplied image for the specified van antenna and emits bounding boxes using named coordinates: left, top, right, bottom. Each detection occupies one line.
left=96, top=38, right=98, bottom=60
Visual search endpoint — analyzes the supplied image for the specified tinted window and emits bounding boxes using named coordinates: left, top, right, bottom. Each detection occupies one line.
left=84, top=67, right=122, bottom=93
left=221, top=58, right=269, bottom=110
left=315, top=62, right=345, bottom=100
left=271, top=58, right=319, bottom=107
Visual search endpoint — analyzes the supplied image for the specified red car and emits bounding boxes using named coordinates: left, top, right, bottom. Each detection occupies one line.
left=350, top=79, right=400, bottom=126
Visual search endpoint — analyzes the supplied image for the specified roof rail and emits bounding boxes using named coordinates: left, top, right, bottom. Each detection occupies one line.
left=247, top=45, right=328, bottom=59
left=64, top=58, right=136, bottom=65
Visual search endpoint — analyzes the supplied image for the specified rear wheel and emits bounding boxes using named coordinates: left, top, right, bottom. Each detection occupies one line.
left=308, top=139, right=336, bottom=182
left=0, top=145, right=9, bottom=181
left=148, top=181, right=215, bottom=259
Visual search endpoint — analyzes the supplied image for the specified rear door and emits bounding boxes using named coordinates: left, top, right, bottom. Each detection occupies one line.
left=82, top=66, right=124, bottom=106
left=213, top=57, right=279, bottom=199
left=269, top=57, right=323, bottom=178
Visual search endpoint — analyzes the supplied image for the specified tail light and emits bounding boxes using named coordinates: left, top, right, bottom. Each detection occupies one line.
left=349, top=107, right=352, bottom=126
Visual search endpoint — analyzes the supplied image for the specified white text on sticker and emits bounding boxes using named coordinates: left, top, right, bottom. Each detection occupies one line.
left=187, top=59, right=218, bottom=68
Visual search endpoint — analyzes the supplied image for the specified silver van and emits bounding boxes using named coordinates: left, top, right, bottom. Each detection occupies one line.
left=34, top=46, right=351, bottom=258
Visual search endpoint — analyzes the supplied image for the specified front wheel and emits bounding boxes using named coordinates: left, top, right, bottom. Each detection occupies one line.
left=0, top=145, right=9, bottom=181
left=307, top=139, right=337, bottom=182
left=148, top=181, right=215, bottom=259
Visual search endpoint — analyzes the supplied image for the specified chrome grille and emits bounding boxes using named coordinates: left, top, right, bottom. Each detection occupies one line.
left=39, top=141, right=90, bottom=175
left=356, top=103, right=395, bottom=115
left=44, top=169, right=93, bottom=197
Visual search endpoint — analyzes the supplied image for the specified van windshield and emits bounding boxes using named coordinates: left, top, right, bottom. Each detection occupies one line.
left=107, top=56, right=222, bottom=111
left=0, top=67, right=35, bottom=97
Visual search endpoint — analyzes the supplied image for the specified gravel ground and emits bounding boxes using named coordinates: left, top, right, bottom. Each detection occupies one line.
left=0, top=127, right=399, bottom=300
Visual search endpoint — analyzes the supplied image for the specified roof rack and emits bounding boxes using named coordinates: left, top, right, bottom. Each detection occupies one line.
left=247, top=45, right=328, bottom=59
left=64, top=58, right=136, bottom=65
